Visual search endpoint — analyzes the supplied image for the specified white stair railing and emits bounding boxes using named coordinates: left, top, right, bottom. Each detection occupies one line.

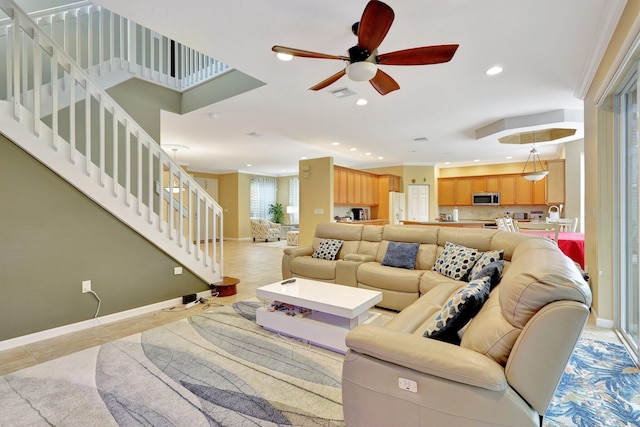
left=0, top=0, right=231, bottom=92
left=0, top=0, right=223, bottom=285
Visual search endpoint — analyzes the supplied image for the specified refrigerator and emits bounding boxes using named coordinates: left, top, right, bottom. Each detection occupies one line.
left=389, top=192, right=406, bottom=224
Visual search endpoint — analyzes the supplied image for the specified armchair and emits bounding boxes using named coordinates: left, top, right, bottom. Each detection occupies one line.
left=250, top=219, right=281, bottom=242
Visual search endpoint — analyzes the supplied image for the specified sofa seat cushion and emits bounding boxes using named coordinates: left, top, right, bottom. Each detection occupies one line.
left=419, top=270, right=463, bottom=295
left=290, top=257, right=337, bottom=280
left=357, top=262, right=423, bottom=293
left=385, top=282, right=466, bottom=334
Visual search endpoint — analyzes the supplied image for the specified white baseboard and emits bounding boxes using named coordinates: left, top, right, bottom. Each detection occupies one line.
left=0, top=290, right=212, bottom=352
left=596, top=318, right=614, bottom=328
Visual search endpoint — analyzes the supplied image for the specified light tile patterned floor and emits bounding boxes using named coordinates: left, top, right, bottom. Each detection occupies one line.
left=0, top=239, right=621, bottom=376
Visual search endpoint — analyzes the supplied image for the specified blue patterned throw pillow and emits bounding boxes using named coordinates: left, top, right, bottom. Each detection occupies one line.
left=473, top=260, right=504, bottom=289
left=469, top=249, right=504, bottom=280
left=381, top=241, right=420, bottom=269
left=423, top=276, right=491, bottom=344
left=432, top=242, right=479, bottom=281
left=311, top=239, right=344, bottom=260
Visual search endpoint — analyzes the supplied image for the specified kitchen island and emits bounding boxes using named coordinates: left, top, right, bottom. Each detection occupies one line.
left=402, top=220, right=497, bottom=228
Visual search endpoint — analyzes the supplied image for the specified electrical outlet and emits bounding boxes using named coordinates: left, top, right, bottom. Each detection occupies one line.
left=82, top=280, right=92, bottom=293
left=174, top=266, right=183, bottom=275
left=398, top=377, right=418, bottom=393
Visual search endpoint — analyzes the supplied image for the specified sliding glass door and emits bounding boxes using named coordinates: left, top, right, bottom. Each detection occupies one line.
left=617, top=71, right=640, bottom=360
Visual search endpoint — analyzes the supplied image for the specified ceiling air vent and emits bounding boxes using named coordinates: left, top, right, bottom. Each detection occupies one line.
left=330, top=87, right=356, bottom=98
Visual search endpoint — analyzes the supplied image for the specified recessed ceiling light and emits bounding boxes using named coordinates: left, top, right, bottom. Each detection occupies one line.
left=506, top=156, right=513, bottom=159
left=276, top=52, right=293, bottom=61
left=444, top=161, right=451, bottom=165
left=246, top=164, right=252, bottom=167
left=356, top=98, right=368, bottom=106
left=300, top=156, right=307, bottom=160
left=378, top=156, right=384, bottom=160
left=350, top=148, right=357, bottom=151
left=331, top=142, right=340, bottom=146
left=486, top=66, right=503, bottom=76
left=365, top=152, right=372, bottom=156
left=474, top=159, right=480, bottom=162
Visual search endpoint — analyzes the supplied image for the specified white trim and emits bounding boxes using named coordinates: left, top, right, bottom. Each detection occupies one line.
left=596, top=317, right=614, bottom=329
left=575, top=0, right=627, bottom=100
left=595, top=6, right=640, bottom=107
left=0, top=290, right=212, bottom=351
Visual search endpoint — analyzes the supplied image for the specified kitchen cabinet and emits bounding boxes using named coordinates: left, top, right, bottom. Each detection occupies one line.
left=455, top=178, right=473, bottom=206
left=438, top=178, right=456, bottom=206
left=499, top=176, right=516, bottom=205
left=333, top=166, right=393, bottom=207
left=515, top=175, right=533, bottom=204
left=486, top=176, right=500, bottom=193
left=546, top=159, right=565, bottom=205
left=533, top=176, right=547, bottom=204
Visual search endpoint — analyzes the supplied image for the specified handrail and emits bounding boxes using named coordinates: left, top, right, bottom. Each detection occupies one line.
left=0, top=0, right=231, bottom=91
left=0, top=0, right=223, bottom=284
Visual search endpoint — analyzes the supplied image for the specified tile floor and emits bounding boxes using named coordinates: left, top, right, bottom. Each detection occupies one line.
left=0, top=239, right=621, bottom=376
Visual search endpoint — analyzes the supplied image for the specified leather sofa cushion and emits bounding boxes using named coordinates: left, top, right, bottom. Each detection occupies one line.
left=419, top=270, right=462, bottom=295
left=460, top=289, right=521, bottom=365
left=290, top=257, right=337, bottom=280
left=357, top=262, right=422, bottom=293
left=501, top=238, right=592, bottom=329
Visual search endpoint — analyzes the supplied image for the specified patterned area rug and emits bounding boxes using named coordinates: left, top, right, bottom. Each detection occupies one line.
left=0, top=302, right=638, bottom=426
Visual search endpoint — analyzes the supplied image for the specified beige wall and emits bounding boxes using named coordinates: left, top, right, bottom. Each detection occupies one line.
left=584, top=0, right=640, bottom=320
left=299, top=157, right=334, bottom=246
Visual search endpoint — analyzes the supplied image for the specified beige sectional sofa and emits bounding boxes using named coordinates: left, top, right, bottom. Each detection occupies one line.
left=282, top=222, right=592, bottom=426
left=282, top=222, right=530, bottom=311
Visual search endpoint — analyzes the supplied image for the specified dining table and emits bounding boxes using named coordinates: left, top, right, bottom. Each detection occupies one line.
left=556, top=232, right=585, bottom=269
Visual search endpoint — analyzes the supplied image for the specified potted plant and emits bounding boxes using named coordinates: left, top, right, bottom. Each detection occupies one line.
left=269, top=203, right=285, bottom=224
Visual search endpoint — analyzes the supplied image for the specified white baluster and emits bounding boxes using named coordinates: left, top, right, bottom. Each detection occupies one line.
left=33, top=31, right=41, bottom=137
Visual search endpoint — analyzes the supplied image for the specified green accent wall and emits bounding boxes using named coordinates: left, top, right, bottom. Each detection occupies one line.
left=0, top=136, right=208, bottom=341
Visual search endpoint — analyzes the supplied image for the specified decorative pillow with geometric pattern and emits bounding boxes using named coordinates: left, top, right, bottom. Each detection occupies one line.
left=472, top=260, right=504, bottom=290
left=423, top=276, right=491, bottom=344
left=469, top=249, right=504, bottom=280
left=311, top=239, right=344, bottom=260
left=432, top=242, right=479, bottom=281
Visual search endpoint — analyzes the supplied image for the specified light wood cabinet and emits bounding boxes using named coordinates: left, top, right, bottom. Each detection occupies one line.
left=333, top=166, right=394, bottom=207
left=455, top=177, right=473, bottom=206
left=438, top=170, right=553, bottom=207
left=546, top=159, right=565, bottom=205
left=499, top=176, right=515, bottom=205
left=438, top=178, right=456, bottom=206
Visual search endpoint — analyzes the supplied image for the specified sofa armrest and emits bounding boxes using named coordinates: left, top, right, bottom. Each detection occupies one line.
left=345, top=324, right=507, bottom=391
left=283, top=246, right=314, bottom=257
left=343, top=254, right=375, bottom=263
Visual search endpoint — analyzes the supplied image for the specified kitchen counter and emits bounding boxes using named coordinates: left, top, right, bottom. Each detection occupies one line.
left=402, top=220, right=496, bottom=228
left=336, top=219, right=389, bottom=226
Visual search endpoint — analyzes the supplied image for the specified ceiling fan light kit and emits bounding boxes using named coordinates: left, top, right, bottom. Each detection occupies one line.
left=346, top=61, right=377, bottom=81
left=271, top=0, right=458, bottom=95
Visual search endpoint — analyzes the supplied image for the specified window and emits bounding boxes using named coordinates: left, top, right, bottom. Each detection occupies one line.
left=289, top=176, right=299, bottom=224
left=250, top=177, right=276, bottom=219
left=615, top=67, right=640, bottom=361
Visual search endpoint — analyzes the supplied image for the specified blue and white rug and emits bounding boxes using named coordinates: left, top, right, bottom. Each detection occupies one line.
left=0, top=301, right=638, bottom=426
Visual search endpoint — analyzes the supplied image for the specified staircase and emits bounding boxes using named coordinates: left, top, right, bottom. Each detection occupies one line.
left=0, top=0, right=224, bottom=285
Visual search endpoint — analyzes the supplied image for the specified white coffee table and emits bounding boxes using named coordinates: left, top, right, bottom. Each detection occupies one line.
left=255, top=278, right=383, bottom=354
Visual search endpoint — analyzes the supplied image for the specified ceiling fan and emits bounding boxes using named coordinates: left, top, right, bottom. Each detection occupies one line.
left=272, top=0, right=459, bottom=95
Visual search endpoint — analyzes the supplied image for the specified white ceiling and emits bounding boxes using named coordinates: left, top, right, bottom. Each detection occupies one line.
left=88, top=0, right=622, bottom=176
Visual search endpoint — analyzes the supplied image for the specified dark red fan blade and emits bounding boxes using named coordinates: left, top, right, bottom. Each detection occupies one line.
left=272, top=45, right=349, bottom=61
left=358, top=1, right=394, bottom=53
left=309, top=69, right=347, bottom=91
left=376, top=44, right=459, bottom=65
left=369, top=69, right=399, bottom=95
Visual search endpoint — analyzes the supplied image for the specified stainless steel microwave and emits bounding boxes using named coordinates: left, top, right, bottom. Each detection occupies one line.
left=473, top=192, right=500, bottom=206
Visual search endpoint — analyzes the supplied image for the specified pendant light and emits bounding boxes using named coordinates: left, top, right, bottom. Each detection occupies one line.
left=521, top=145, right=549, bottom=182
